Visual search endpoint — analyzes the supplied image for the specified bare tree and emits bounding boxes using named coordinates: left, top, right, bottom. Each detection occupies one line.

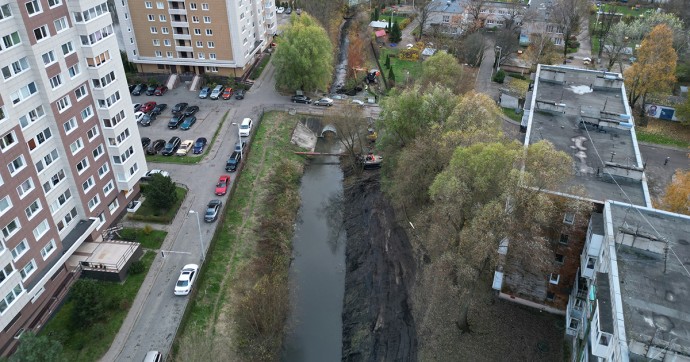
left=548, top=0, right=589, bottom=63
left=494, top=28, right=520, bottom=65
left=593, top=4, right=620, bottom=60
left=602, top=21, right=637, bottom=71
left=464, top=0, right=487, bottom=34
left=326, top=105, right=369, bottom=169
left=458, top=32, right=488, bottom=67
left=501, top=0, right=528, bottom=31
left=525, top=22, right=559, bottom=66
left=416, top=0, right=437, bottom=41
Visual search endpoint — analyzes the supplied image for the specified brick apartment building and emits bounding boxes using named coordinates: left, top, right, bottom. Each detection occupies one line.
left=0, top=0, right=145, bottom=354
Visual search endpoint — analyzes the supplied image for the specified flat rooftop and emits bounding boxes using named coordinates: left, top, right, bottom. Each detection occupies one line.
left=525, top=65, right=649, bottom=206
left=609, top=202, right=690, bottom=358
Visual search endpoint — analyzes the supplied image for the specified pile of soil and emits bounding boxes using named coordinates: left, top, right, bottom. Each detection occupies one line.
left=341, top=170, right=418, bottom=361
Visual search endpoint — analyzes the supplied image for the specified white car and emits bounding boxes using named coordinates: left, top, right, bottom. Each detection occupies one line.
left=277, top=6, right=284, bottom=13
left=134, top=111, right=146, bottom=123
left=142, top=169, right=170, bottom=181
left=175, top=139, right=194, bottom=156
left=351, top=99, right=365, bottom=106
left=174, top=264, right=199, bottom=296
left=239, top=117, right=253, bottom=137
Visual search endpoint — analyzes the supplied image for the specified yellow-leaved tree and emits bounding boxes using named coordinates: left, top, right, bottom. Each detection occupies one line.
left=624, top=24, right=677, bottom=115
left=659, top=170, right=690, bottom=215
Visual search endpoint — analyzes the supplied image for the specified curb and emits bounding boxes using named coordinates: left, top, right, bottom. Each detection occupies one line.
left=637, top=141, right=690, bottom=152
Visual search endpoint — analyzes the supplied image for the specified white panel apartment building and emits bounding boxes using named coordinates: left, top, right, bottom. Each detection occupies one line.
left=0, top=0, right=145, bottom=354
left=115, top=0, right=277, bottom=78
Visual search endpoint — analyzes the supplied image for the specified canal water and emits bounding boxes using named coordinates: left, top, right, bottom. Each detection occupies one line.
left=282, top=139, right=346, bottom=362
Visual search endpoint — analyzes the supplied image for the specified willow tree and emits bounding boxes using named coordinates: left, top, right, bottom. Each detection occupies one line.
left=273, top=13, right=333, bottom=92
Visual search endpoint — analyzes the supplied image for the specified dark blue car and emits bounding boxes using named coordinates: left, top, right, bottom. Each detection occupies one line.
left=193, top=137, right=207, bottom=154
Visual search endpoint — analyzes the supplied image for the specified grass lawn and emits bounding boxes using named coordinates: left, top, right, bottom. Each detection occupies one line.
left=145, top=111, right=228, bottom=165
left=40, top=251, right=156, bottom=362
left=502, top=108, right=523, bottom=123
left=118, top=228, right=168, bottom=249
left=249, top=53, right=271, bottom=81
left=176, top=111, right=304, bottom=344
left=129, top=186, right=187, bottom=224
left=379, top=48, right=423, bottom=84
left=635, top=118, right=690, bottom=149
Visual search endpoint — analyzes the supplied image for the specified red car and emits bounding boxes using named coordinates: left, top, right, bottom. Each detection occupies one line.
left=140, top=101, right=157, bottom=113
left=154, top=85, right=168, bottom=95
left=215, top=175, right=231, bottom=196
left=221, top=87, right=234, bottom=100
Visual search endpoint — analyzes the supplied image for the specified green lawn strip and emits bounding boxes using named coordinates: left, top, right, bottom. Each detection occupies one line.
left=129, top=187, right=187, bottom=224
left=177, top=111, right=304, bottom=337
left=502, top=107, right=522, bottom=123
left=40, top=251, right=156, bottom=362
left=380, top=48, right=422, bottom=83
left=146, top=111, right=228, bottom=165
left=249, top=54, right=271, bottom=80
left=636, top=131, right=690, bottom=149
left=118, top=228, right=168, bottom=249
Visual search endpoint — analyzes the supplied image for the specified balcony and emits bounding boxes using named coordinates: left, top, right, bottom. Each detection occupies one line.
left=173, top=33, right=191, bottom=40
left=175, top=45, right=193, bottom=52
left=168, top=8, right=187, bottom=15
left=170, top=21, right=188, bottom=28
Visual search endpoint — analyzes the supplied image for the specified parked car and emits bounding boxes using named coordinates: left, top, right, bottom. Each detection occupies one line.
left=209, top=84, right=224, bottom=100
left=133, top=103, right=142, bottom=112
left=198, top=87, right=211, bottom=99
left=215, top=175, right=231, bottom=195
left=146, top=139, right=166, bottom=155
left=172, top=102, right=188, bottom=115
left=141, top=169, right=170, bottom=181
left=351, top=99, right=365, bottom=106
left=285, top=7, right=292, bottom=14
left=221, top=87, right=234, bottom=100
left=140, top=112, right=157, bottom=126
left=144, top=351, right=163, bottom=362
left=234, top=140, right=246, bottom=154
left=239, top=118, right=253, bottom=137
left=174, top=264, right=199, bottom=296
left=183, top=105, right=199, bottom=117
left=291, top=94, right=312, bottom=104
left=314, top=97, right=333, bottom=107
left=161, top=137, right=181, bottom=156
left=134, top=111, right=146, bottom=123
left=296, top=8, right=302, bottom=15
left=234, top=89, right=245, bottom=100
left=140, top=101, right=157, bottom=113
left=129, top=84, right=137, bottom=93
left=277, top=6, right=285, bottom=13
left=193, top=137, right=207, bottom=154
left=154, top=85, right=168, bottom=95
left=204, top=200, right=223, bottom=222
left=168, top=115, right=184, bottom=129
left=131, top=83, right=145, bottom=96
left=180, top=116, right=197, bottom=130
left=151, top=103, right=167, bottom=116
left=145, top=84, right=158, bottom=96
left=175, top=139, right=194, bottom=156
left=141, top=137, right=151, bottom=148
left=225, top=151, right=242, bottom=172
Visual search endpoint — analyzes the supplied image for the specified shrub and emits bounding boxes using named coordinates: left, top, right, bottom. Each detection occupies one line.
left=493, top=70, right=506, bottom=84
left=70, top=279, right=109, bottom=328
left=143, top=224, right=153, bottom=235
left=399, top=48, right=420, bottom=61
left=400, top=18, right=411, bottom=29
left=129, top=260, right=146, bottom=275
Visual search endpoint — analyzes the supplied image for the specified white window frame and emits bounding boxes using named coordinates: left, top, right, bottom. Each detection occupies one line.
left=40, top=239, right=57, bottom=260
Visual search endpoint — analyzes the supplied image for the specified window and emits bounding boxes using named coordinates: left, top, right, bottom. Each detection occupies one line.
left=49, top=74, right=63, bottom=89
left=207, top=41, right=214, bottom=48
left=209, top=53, right=216, bottom=60
left=87, top=126, right=99, bottom=141
left=76, top=157, right=89, bottom=173
left=150, top=26, right=157, bottom=34
left=25, top=200, right=41, bottom=219
left=157, top=1, right=164, bottom=9
left=586, top=257, right=596, bottom=269
left=108, top=197, right=119, bottom=213
left=97, top=91, right=120, bottom=109
left=196, top=40, right=203, bottom=47
left=0, top=264, right=14, bottom=283
left=113, top=146, right=135, bottom=164
left=546, top=291, right=555, bottom=301
left=192, top=16, right=199, bottom=23
left=147, top=14, right=154, bottom=21
left=19, top=106, right=45, bottom=129
left=155, top=51, right=162, bottom=57
left=11, top=240, right=28, bottom=260
left=63, top=118, right=77, bottom=134
left=81, top=106, right=94, bottom=121
left=11, top=81, right=38, bottom=105
left=442, top=15, right=450, bottom=23
left=153, top=39, right=160, bottom=46
left=559, top=233, right=569, bottom=245
left=164, top=40, right=171, bottom=46
left=48, top=0, right=62, bottom=7
left=34, top=25, right=49, bottom=42
left=49, top=188, right=71, bottom=214
left=563, top=213, right=575, bottom=225
left=26, top=0, right=42, bottom=15
left=555, top=254, right=564, bottom=263
left=36, top=149, right=59, bottom=172
left=202, top=3, right=209, bottom=10
left=2, top=218, right=20, bottom=239
left=26, top=127, right=52, bottom=151
left=0, top=195, right=11, bottom=216
left=55, top=96, right=72, bottom=113
left=0, top=4, right=12, bottom=20
left=92, top=144, right=104, bottom=160
left=73, top=3, right=108, bottom=23
left=58, top=207, right=78, bottom=231
left=103, top=181, right=115, bottom=197
left=88, top=194, right=100, bottom=211
left=41, top=239, right=56, bottom=259
left=159, top=14, right=166, bottom=21
left=20, top=260, right=36, bottom=280
left=1, top=31, right=21, bottom=49
left=161, top=27, right=169, bottom=34
left=54, top=16, right=68, bottom=32
left=549, top=273, right=560, bottom=285
left=92, top=71, right=116, bottom=89
left=61, top=41, right=74, bottom=55
left=108, top=128, right=130, bottom=146
left=2, top=57, right=30, bottom=80
left=145, top=1, right=152, bottom=8
left=554, top=37, right=563, bottom=46
left=8, top=155, right=26, bottom=175
left=70, top=138, right=84, bottom=154
left=198, top=52, right=204, bottom=59
left=129, top=163, right=139, bottom=176
left=190, top=3, right=197, bottom=10
left=86, top=51, right=110, bottom=68
left=68, top=64, right=81, bottom=78
left=194, top=28, right=201, bottom=35
left=205, top=66, right=218, bottom=72
left=102, top=110, right=126, bottom=128
left=203, top=16, right=211, bottom=23
left=206, top=29, right=213, bottom=36
left=80, top=25, right=113, bottom=46
left=43, top=169, right=66, bottom=194
left=1, top=131, right=17, bottom=151
left=42, top=51, right=56, bottom=65
left=98, top=163, right=110, bottom=178
left=599, top=334, right=610, bottom=346
left=82, top=176, right=95, bottom=192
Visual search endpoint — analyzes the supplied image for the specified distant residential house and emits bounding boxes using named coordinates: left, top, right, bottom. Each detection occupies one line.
left=426, top=0, right=527, bottom=36
left=520, top=0, right=566, bottom=46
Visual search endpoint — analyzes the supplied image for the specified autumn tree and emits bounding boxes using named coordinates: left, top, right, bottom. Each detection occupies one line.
left=659, top=170, right=690, bottom=215
left=623, top=25, right=677, bottom=115
left=525, top=31, right=559, bottom=66
left=347, top=32, right=365, bottom=80
left=677, top=95, right=690, bottom=125
left=464, top=0, right=487, bottom=33
left=273, top=13, right=334, bottom=92
left=548, top=0, right=589, bottom=62
left=419, top=51, right=463, bottom=93
left=634, top=12, right=688, bottom=55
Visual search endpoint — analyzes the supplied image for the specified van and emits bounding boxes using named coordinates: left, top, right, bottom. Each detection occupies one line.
left=239, top=117, right=253, bottom=137
left=225, top=151, right=242, bottom=172
left=143, top=351, right=163, bottom=362
left=210, top=84, right=224, bottom=100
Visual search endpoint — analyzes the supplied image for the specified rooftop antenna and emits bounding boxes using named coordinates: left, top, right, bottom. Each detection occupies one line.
left=603, top=98, right=608, bottom=112
left=663, top=237, right=670, bottom=274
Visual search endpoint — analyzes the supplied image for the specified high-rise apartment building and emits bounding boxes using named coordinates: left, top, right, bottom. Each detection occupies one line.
left=115, top=0, right=277, bottom=78
left=0, top=0, right=146, bottom=354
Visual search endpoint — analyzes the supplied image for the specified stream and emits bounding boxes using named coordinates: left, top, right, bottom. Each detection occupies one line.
left=282, top=139, right=346, bottom=362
